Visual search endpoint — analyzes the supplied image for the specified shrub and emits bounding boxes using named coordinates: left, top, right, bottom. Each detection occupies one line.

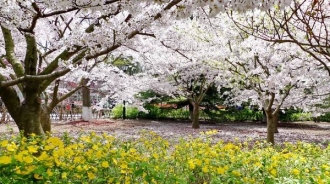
left=314, top=113, right=330, bottom=122
left=111, top=105, right=123, bottom=119
left=111, top=105, right=139, bottom=119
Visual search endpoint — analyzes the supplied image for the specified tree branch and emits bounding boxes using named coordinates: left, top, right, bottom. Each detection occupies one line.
left=0, top=26, right=25, bottom=78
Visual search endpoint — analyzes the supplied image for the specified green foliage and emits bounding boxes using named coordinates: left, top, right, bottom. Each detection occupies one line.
left=138, top=105, right=190, bottom=119
left=314, top=113, right=330, bottom=122
left=111, top=105, right=123, bottom=118
left=280, top=112, right=312, bottom=122
left=126, top=107, right=139, bottom=119
left=0, top=131, right=329, bottom=183
left=111, top=105, right=139, bottom=119
left=111, top=104, right=330, bottom=122
left=203, top=108, right=262, bottom=122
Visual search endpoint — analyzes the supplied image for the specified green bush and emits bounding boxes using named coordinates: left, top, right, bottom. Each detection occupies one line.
left=111, top=105, right=123, bottom=119
left=314, top=113, right=330, bottom=122
left=279, top=109, right=312, bottom=122
left=126, top=107, right=139, bottom=119
left=111, top=105, right=139, bottom=119
left=138, top=105, right=190, bottom=120
left=204, top=108, right=262, bottom=122
left=112, top=104, right=330, bottom=122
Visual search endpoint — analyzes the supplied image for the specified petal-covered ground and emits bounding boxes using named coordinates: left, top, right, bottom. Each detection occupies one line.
left=1, top=119, right=329, bottom=145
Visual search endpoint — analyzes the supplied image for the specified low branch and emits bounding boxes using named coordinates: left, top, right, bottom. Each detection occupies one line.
left=49, top=81, right=83, bottom=110
left=0, top=69, right=70, bottom=88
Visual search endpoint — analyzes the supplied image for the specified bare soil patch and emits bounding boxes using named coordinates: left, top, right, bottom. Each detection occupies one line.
left=0, top=119, right=329, bottom=145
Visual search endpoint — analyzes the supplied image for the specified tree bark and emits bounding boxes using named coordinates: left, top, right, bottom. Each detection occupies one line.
left=82, top=78, right=93, bottom=121
left=192, top=102, right=200, bottom=129
left=189, top=102, right=194, bottom=120
left=274, top=112, right=279, bottom=133
left=19, top=108, right=44, bottom=137
left=40, top=107, right=51, bottom=133
left=261, top=108, right=267, bottom=123
left=265, top=110, right=279, bottom=144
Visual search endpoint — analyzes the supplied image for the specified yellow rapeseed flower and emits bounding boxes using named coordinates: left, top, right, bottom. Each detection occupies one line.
left=38, top=151, right=48, bottom=161
left=34, top=173, right=43, bottom=180
left=291, top=169, right=300, bottom=176
left=205, top=129, right=218, bottom=135
left=188, top=160, right=196, bottom=170
left=74, top=173, right=82, bottom=179
left=321, top=164, right=329, bottom=170
left=101, top=161, right=110, bottom=168
left=88, top=172, right=96, bottom=180
left=0, top=156, right=12, bottom=164
left=202, top=166, right=209, bottom=173
left=73, top=156, right=83, bottom=163
left=19, top=165, right=36, bottom=175
left=76, top=165, right=84, bottom=172
left=232, top=170, right=241, bottom=177
left=0, top=140, right=8, bottom=147
left=27, top=145, right=38, bottom=154
left=23, top=155, right=34, bottom=164
left=61, top=172, right=67, bottom=179
left=46, top=169, right=54, bottom=177
left=46, top=137, right=63, bottom=147
left=195, top=159, right=202, bottom=166
left=270, top=168, right=277, bottom=177
left=216, top=167, right=226, bottom=175
left=6, top=142, right=17, bottom=152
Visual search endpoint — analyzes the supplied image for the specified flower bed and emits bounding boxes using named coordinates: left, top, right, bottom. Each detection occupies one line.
left=0, top=131, right=329, bottom=183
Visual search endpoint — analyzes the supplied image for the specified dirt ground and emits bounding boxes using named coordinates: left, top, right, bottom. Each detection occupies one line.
left=0, top=119, right=329, bottom=145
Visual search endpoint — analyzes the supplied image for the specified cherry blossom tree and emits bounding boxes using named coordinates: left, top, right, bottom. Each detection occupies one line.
left=0, top=0, right=291, bottom=136
left=222, top=37, right=329, bottom=144
left=0, top=0, right=182, bottom=136
left=229, top=0, right=330, bottom=83
left=130, top=19, right=225, bottom=129
left=168, top=13, right=329, bottom=143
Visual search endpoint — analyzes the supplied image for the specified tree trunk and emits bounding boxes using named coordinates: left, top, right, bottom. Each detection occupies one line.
left=266, top=113, right=276, bottom=144
left=192, top=103, right=200, bottom=129
left=40, top=107, right=51, bottom=133
left=261, top=108, right=267, bottom=123
left=189, top=102, right=194, bottom=120
left=274, top=112, right=279, bottom=133
left=18, top=102, right=45, bottom=137
left=82, top=79, right=93, bottom=121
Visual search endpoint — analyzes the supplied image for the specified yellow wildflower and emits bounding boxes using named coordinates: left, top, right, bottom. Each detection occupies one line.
left=270, top=168, right=277, bottom=177
left=0, top=156, right=12, bottom=164
left=23, top=155, right=34, bottom=164
left=88, top=172, right=96, bottom=180
left=291, top=169, right=300, bottom=176
left=46, top=169, right=53, bottom=177
left=216, top=167, right=226, bottom=175
left=188, top=160, right=196, bottom=170
left=34, top=174, right=43, bottom=180
left=195, top=159, right=202, bottom=166
left=27, top=145, right=38, bottom=153
left=232, top=170, right=241, bottom=177
left=38, top=151, right=48, bottom=161
left=101, top=161, right=110, bottom=168
left=61, top=172, right=67, bottom=179
left=73, top=156, right=83, bottom=163
left=202, top=166, right=209, bottom=173
left=6, top=143, right=17, bottom=152
left=0, top=140, right=8, bottom=147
